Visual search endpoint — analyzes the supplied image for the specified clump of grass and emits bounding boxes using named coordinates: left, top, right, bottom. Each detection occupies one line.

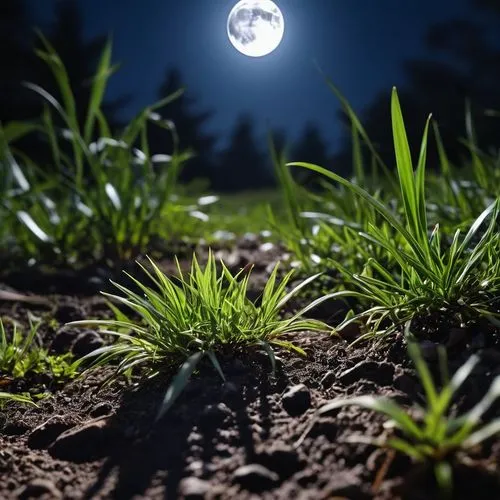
left=70, top=251, right=333, bottom=418
left=288, top=88, right=500, bottom=340
left=297, top=331, right=500, bottom=497
left=0, top=34, right=208, bottom=268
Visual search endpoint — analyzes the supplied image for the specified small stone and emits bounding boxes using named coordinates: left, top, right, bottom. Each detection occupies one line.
left=233, top=464, right=279, bottom=492
left=320, top=370, right=336, bottom=388
left=89, top=402, right=114, bottom=418
left=200, top=403, right=232, bottom=426
left=16, top=478, right=62, bottom=499
left=72, top=330, right=104, bottom=357
left=281, top=384, right=311, bottom=416
left=178, top=477, right=211, bottom=499
left=49, top=417, right=115, bottom=461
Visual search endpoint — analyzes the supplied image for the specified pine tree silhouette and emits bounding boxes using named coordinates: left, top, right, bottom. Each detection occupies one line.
left=291, top=122, right=331, bottom=188
left=334, top=0, right=500, bottom=171
left=0, top=0, right=39, bottom=123
left=40, top=0, right=126, bottom=131
left=216, top=114, right=269, bottom=191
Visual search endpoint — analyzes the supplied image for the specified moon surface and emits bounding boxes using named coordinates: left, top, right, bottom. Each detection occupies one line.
left=227, top=0, right=285, bottom=58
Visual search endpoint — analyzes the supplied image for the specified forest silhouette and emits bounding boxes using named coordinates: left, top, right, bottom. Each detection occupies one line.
left=2, top=0, right=499, bottom=191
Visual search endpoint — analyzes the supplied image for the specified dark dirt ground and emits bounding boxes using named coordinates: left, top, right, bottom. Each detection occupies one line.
left=1, top=241, right=500, bottom=500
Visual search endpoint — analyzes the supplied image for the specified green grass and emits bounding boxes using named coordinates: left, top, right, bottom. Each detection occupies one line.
left=0, top=35, right=206, bottom=267
left=69, top=251, right=333, bottom=418
left=0, top=316, right=76, bottom=385
left=297, top=329, right=500, bottom=497
left=283, top=88, right=499, bottom=340
left=0, top=392, right=36, bottom=407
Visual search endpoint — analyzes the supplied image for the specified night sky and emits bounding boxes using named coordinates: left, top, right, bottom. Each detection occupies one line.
left=30, top=0, right=472, bottom=150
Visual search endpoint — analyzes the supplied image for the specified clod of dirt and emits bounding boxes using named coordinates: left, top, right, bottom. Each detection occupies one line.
left=393, top=372, right=418, bottom=396
left=55, top=303, right=85, bottom=323
left=51, top=327, right=77, bottom=353
left=232, top=463, right=280, bottom=492
left=2, top=421, right=30, bottom=436
left=281, top=384, right=311, bottom=416
left=199, top=403, right=233, bottom=428
left=28, top=416, right=78, bottom=450
left=48, top=416, right=116, bottom=461
left=255, top=443, right=303, bottom=479
left=307, top=418, right=339, bottom=441
left=15, top=478, right=62, bottom=500
left=178, top=477, right=211, bottom=499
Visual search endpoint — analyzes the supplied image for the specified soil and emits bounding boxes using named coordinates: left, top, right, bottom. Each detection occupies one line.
left=1, top=240, right=500, bottom=500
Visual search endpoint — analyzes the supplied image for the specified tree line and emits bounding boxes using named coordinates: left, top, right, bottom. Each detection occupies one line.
left=2, top=0, right=499, bottom=192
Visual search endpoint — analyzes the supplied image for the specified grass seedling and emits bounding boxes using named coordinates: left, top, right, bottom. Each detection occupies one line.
left=0, top=316, right=76, bottom=383
left=297, top=335, right=500, bottom=497
left=0, top=392, right=36, bottom=407
left=70, top=251, right=333, bottom=419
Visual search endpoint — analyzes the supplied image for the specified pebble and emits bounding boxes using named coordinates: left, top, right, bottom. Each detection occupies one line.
left=89, top=402, right=114, bottom=418
left=320, top=370, right=336, bottom=388
left=281, top=384, right=311, bottom=416
left=232, top=464, right=279, bottom=492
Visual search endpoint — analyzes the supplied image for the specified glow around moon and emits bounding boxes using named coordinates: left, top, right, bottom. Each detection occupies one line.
left=227, top=0, right=284, bottom=58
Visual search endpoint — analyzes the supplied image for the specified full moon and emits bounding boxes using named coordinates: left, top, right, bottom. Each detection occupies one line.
left=227, top=0, right=285, bottom=58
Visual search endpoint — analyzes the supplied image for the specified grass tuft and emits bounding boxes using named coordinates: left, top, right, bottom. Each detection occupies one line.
left=70, top=251, right=333, bottom=418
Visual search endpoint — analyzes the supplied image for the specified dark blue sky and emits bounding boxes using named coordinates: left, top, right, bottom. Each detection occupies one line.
left=31, top=0, right=471, bottom=150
